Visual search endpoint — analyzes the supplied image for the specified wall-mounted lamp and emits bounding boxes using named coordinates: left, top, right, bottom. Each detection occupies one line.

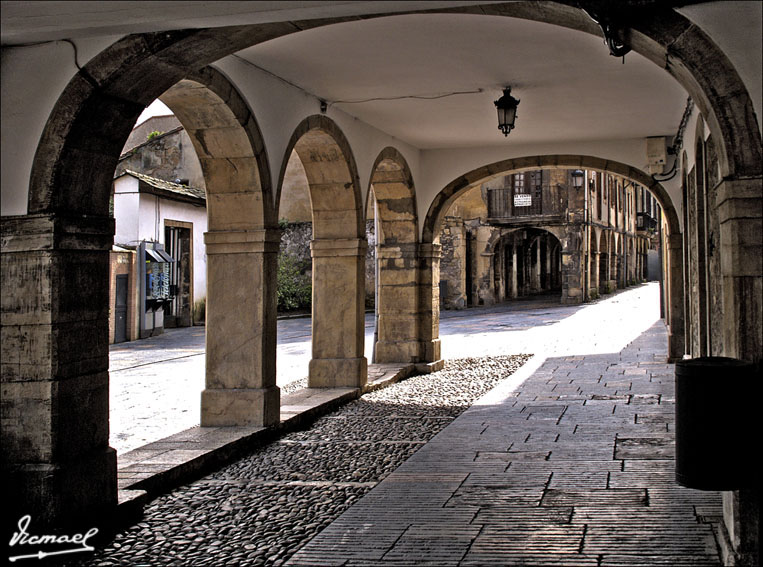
left=319, top=100, right=327, bottom=114
left=494, top=87, right=520, bottom=137
left=571, top=169, right=585, bottom=190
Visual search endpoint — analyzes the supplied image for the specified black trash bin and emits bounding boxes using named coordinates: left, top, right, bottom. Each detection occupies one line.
left=675, top=356, right=758, bottom=490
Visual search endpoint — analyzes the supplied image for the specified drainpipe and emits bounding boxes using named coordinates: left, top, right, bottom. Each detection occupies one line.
left=584, top=170, right=589, bottom=300
left=372, top=195, right=379, bottom=364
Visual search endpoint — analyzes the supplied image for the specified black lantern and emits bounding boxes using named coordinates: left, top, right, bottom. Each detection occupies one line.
left=494, top=87, right=520, bottom=137
left=571, top=169, right=585, bottom=190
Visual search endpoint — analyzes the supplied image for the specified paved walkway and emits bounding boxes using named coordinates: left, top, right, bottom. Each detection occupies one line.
left=288, top=319, right=724, bottom=566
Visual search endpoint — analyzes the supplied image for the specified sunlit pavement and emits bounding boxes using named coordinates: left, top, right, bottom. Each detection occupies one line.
left=109, top=283, right=661, bottom=454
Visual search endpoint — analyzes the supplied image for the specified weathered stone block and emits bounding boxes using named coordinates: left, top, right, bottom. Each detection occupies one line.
left=200, top=386, right=280, bottom=426
left=308, top=357, right=367, bottom=388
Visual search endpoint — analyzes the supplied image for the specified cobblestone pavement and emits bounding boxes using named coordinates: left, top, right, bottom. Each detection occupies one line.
left=73, top=355, right=530, bottom=566
left=69, top=282, right=724, bottom=566
left=109, top=291, right=581, bottom=453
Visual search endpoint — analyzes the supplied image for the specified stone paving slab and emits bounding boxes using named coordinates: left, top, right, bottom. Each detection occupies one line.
left=288, top=321, right=725, bottom=566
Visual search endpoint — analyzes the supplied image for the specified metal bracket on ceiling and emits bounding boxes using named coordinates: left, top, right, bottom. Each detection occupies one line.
left=578, top=1, right=634, bottom=61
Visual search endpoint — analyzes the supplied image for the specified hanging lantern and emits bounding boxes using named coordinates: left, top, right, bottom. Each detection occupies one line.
left=571, top=169, right=585, bottom=190
left=494, top=87, right=520, bottom=137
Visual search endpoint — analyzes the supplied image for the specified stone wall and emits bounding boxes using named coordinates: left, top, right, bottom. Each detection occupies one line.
left=440, top=216, right=467, bottom=309
left=278, top=220, right=377, bottom=309
left=116, top=128, right=205, bottom=190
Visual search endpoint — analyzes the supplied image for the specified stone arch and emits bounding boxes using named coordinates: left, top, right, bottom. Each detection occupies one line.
left=490, top=228, right=563, bottom=302
left=160, top=67, right=274, bottom=230
left=278, top=115, right=364, bottom=240
left=366, top=147, right=423, bottom=363
left=26, top=25, right=299, bottom=217
left=151, top=67, right=279, bottom=428
left=422, top=156, right=680, bottom=244
left=277, top=115, right=367, bottom=388
left=5, top=52, right=282, bottom=527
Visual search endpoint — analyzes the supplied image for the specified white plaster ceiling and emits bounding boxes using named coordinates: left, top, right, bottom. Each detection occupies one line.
left=3, top=2, right=758, bottom=151
left=234, top=13, right=689, bottom=149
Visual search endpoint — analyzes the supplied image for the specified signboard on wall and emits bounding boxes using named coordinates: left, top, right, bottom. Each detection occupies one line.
left=514, top=194, right=532, bottom=207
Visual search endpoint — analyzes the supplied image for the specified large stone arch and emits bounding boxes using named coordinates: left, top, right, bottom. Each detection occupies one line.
left=277, top=115, right=367, bottom=388
left=155, top=67, right=279, bottom=428
left=2, top=59, right=280, bottom=529
left=422, top=156, right=680, bottom=243
left=366, top=147, right=425, bottom=364
left=422, top=155, right=686, bottom=359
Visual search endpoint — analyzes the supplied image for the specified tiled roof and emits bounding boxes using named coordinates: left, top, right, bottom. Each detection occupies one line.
left=123, top=169, right=206, bottom=202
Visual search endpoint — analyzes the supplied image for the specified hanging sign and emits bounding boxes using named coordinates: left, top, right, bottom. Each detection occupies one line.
left=514, top=194, right=532, bottom=207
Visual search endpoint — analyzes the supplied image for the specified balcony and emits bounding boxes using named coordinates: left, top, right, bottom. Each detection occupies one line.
left=637, top=212, right=658, bottom=232
left=486, top=186, right=564, bottom=225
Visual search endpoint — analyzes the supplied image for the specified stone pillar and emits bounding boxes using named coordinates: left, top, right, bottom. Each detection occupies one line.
left=1, top=214, right=117, bottom=529
left=716, top=178, right=762, bottom=566
left=201, top=229, right=280, bottom=426
left=510, top=242, right=518, bottom=298
left=545, top=236, right=552, bottom=290
left=716, top=179, right=762, bottom=362
left=308, top=238, right=368, bottom=388
left=495, top=241, right=504, bottom=302
left=531, top=240, right=542, bottom=292
left=417, top=243, right=443, bottom=369
left=666, top=233, right=686, bottom=362
left=375, top=242, right=420, bottom=363
left=561, top=229, right=584, bottom=304
left=592, top=251, right=600, bottom=295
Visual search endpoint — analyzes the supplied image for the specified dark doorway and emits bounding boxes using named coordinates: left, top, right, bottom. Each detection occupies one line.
left=114, top=274, right=128, bottom=343
left=164, top=225, right=193, bottom=327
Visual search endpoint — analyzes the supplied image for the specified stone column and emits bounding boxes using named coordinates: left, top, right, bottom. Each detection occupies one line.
left=592, top=251, right=600, bottom=295
left=716, top=178, right=762, bottom=361
left=510, top=242, right=518, bottom=298
left=532, top=240, right=542, bottom=292
left=375, top=242, right=420, bottom=363
left=201, top=229, right=280, bottom=426
left=495, top=241, right=504, bottom=302
left=417, top=243, right=443, bottom=370
left=715, top=178, right=761, bottom=567
left=1, top=214, right=117, bottom=528
left=309, top=238, right=368, bottom=388
left=545, top=236, right=552, bottom=290
left=665, top=233, right=686, bottom=362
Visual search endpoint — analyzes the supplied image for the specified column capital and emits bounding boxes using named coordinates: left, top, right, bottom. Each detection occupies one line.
left=418, top=243, right=442, bottom=259
left=311, top=238, right=367, bottom=257
left=1, top=213, right=114, bottom=252
left=204, top=228, right=281, bottom=255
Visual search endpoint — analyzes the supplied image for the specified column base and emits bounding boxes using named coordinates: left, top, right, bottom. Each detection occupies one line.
left=201, top=386, right=280, bottom=427
left=4, top=447, right=117, bottom=533
left=374, top=340, right=422, bottom=364
left=421, top=338, right=441, bottom=363
left=309, top=357, right=367, bottom=388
